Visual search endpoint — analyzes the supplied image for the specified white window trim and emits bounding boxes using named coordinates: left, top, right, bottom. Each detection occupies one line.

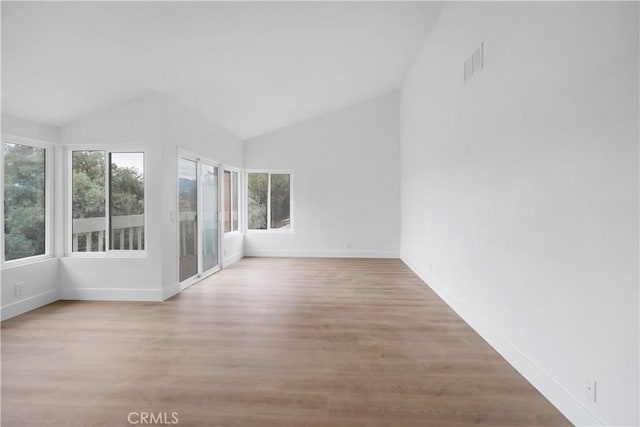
left=65, top=144, right=148, bottom=258
left=1, top=134, right=55, bottom=268
left=223, top=165, right=242, bottom=237
left=245, top=169, right=294, bottom=234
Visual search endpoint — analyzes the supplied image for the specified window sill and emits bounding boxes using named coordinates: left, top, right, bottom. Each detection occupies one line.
left=246, top=229, right=294, bottom=234
left=1, top=254, right=56, bottom=270
left=64, top=251, right=148, bottom=259
left=224, top=231, right=242, bottom=239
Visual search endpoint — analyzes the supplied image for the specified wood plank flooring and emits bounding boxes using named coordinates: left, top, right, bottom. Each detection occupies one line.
left=1, top=257, right=570, bottom=426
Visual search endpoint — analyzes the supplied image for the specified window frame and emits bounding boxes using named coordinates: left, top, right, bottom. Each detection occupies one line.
left=1, top=134, right=55, bottom=268
left=223, top=165, right=242, bottom=238
left=245, top=169, right=293, bottom=234
left=65, top=144, right=148, bottom=258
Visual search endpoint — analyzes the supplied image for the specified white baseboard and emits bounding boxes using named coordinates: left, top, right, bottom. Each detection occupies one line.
left=59, top=287, right=163, bottom=302
left=162, top=282, right=180, bottom=300
left=1, top=289, right=59, bottom=321
left=401, top=256, right=603, bottom=427
left=244, top=249, right=399, bottom=258
left=222, top=251, right=244, bottom=268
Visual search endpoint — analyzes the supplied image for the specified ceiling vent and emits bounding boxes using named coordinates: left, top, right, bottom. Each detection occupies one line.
left=464, top=42, right=484, bottom=83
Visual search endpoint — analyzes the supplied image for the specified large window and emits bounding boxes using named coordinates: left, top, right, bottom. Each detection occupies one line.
left=71, top=150, right=145, bottom=253
left=223, top=170, right=239, bottom=233
left=3, top=140, right=49, bottom=262
left=247, top=172, right=291, bottom=231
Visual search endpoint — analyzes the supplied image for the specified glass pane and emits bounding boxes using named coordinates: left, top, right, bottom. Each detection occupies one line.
left=72, top=151, right=105, bottom=252
left=202, top=164, right=218, bottom=272
left=223, top=170, right=231, bottom=233
left=232, top=171, right=239, bottom=231
left=3, top=143, right=46, bottom=261
left=270, top=174, right=290, bottom=229
left=247, top=173, right=268, bottom=230
left=179, top=158, right=198, bottom=282
left=110, top=153, right=144, bottom=250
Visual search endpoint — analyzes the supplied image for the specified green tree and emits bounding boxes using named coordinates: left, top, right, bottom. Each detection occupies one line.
left=4, top=148, right=144, bottom=258
left=270, top=174, right=290, bottom=228
left=71, top=151, right=144, bottom=219
left=248, top=173, right=267, bottom=229
left=110, top=163, right=144, bottom=217
left=72, top=151, right=105, bottom=219
left=247, top=173, right=290, bottom=230
left=3, top=143, right=46, bottom=260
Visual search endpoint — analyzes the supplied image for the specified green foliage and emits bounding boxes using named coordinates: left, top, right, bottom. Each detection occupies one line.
left=111, top=163, right=144, bottom=216
left=248, top=173, right=267, bottom=229
left=4, top=148, right=145, bottom=259
left=3, top=143, right=46, bottom=260
left=72, top=151, right=105, bottom=219
left=71, top=151, right=144, bottom=219
left=247, top=173, right=291, bottom=230
left=270, top=174, right=290, bottom=228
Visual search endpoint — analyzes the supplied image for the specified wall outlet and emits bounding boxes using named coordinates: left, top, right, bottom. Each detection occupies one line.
left=428, top=263, right=433, bottom=273
left=586, top=378, right=597, bottom=403
left=14, top=282, right=24, bottom=297
left=346, top=242, right=352, bottom=249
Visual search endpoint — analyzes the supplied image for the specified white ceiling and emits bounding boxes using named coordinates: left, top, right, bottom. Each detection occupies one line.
left=2, top=1, right=442, bottom=139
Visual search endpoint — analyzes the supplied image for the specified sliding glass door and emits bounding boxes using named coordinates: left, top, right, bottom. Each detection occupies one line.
left=178, top=155, right=220, bottom=286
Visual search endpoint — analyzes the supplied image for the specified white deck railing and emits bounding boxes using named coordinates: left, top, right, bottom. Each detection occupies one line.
left=73, top=212, right=214, bottom=253
left=72, top=214, right=144, bottom=251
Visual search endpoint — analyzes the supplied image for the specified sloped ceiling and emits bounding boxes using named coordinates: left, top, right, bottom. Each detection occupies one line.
left=2, top=1, right=442, bottom=139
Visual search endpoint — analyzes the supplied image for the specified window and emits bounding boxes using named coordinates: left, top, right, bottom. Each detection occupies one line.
left=224, top=170, right=239, bottom=233
left=247, top=172, right=291, bottom=231
left=3, top=140, right=49, bottom=262
left=70, top=150, right=145, bottom=253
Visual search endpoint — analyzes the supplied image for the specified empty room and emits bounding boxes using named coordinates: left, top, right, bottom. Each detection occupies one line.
left=1, top=1, right=638, bottom=426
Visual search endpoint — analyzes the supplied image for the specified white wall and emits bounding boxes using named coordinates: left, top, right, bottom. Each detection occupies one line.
left=1, top=115, right=60, bottom=319
left=2, top=93, right=245, bottom=312
left=400, top=2, right=638, bottom=426
left=59, top=94, right=245, bottom=301
left=244, top=91, right=400, bottom=258
left=2, top=114, right=59, bottom=143
left=59, top=96, right=165, bottom=300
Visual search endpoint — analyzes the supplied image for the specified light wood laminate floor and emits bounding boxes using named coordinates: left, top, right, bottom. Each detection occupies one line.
left=2, top=257, right=570, bottom=426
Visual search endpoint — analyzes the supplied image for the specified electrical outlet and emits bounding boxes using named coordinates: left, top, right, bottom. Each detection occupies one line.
left=428, top=263, right=433, bottom=273
left=586, top=378, right=597, bottom=403
left=15, top=282, right=24, bottom=297
left=346, top=242, right=352, bottom=249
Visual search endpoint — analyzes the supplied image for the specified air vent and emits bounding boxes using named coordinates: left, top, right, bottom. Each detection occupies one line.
left=464, top=42, right=483, bottom=83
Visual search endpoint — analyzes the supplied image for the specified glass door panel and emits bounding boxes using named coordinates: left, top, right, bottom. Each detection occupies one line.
left=201, top=164, right=219, bottom=273
left=178, top=158, right=198, bottom=282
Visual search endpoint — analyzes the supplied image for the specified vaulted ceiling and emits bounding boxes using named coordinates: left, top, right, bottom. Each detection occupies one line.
left=2, top=1, right=442, bottom=139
